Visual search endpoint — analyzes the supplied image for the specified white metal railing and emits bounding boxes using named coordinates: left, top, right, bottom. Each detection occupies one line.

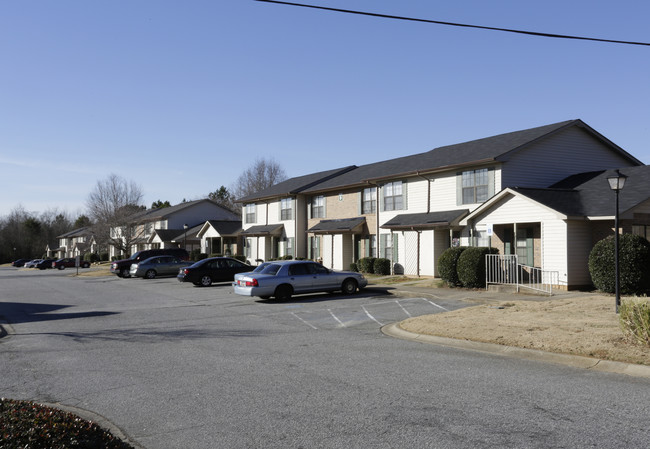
left=485, top=254, right=558, bottom=296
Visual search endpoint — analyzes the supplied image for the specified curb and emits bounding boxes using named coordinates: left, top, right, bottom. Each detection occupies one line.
left=381, top=322, right=650, bottom=379
left=40, top=402, right=145, bottom=449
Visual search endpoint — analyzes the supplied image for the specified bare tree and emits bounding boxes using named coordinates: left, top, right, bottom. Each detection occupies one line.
left=86, top=174, right=145, bottom=257
left=231, top=158, right=287, bottom=201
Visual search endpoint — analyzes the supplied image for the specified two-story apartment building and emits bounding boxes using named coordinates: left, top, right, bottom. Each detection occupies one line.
left=240, top=120, right=644, bottom=288
left=109, top=199, right=240, bottom=258
left=48, top=227, right=96, bottom=259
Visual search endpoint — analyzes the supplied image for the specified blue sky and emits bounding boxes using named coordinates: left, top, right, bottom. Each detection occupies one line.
left=1, top=0, right=649, bottom=218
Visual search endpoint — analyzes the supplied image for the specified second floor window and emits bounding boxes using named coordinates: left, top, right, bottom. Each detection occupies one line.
left=280, top=198, right=293, bottom=220
left=312, top=196, right=325, bottom=218
left=462, top=168, right=489, bottom=204
left=383, top=181, right=403, bottom=211
left=245, top=204, right=256, bottom=224
left=362, top=187, right=376, bottom=214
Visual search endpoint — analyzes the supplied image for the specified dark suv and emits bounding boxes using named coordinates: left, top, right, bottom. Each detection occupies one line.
left=110, top=248, right=189, bottom=278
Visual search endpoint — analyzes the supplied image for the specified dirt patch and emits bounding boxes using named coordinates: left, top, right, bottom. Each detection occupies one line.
left=400, top=294, right=650, bottom=365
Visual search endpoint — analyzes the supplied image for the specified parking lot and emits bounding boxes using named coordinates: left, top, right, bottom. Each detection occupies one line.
left=3, top=266, right=650, bottom=449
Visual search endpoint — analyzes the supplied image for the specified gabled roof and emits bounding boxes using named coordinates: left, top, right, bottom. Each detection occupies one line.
left=381, top=210, right=469, bottom=230
left=237, top=166, right=357, bottom=203
left=301, top=119, right=640, bottom=194
left=200, top=220, right=242, bottom=236
left=139, top=199, right=236, bottom=222
left=464, top=165, right=650, bottom=222
left=148, top=224, right=204, bottom=244
left=56, top=226, right=93, bottom=239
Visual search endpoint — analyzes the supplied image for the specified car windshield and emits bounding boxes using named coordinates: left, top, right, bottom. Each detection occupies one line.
left=129, top=252, right=142, bottom=260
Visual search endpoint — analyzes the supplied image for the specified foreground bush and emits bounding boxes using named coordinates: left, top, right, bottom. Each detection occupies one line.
left=620, top=300, right=650, bottom=347
left=438, top=247, right=467, bottom=287
left=457, top=247, right=499, bottom=288
left=588, top=234, right=650, bottom=294
left=0, top=398, right=133, bottom=448
left=358, top=257, right=376, bottom=274
left=373, top=258, right=391, bottom=275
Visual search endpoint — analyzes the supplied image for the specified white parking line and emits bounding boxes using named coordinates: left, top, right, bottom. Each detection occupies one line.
left=328, top=309, right=346, bottom=327
left=362, top=305, right=384, bottom=326
left=420, top=298, right=449, bottom=311
left=291, top=312, right=318, bottom=329
left=395, top=300, right=412, bottom=317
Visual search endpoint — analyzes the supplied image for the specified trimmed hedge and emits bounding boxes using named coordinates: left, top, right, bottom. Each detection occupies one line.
left=373, top=258, right=391, bottom=275
left=358, top=257, right=376, bottom=274
left=457, top=247, right=499, bottom=288
left=588, top=234, right=650, bottom=294
left=438, top=246, right=467, bottom=287
left=349, top=262, right=358, bottom=272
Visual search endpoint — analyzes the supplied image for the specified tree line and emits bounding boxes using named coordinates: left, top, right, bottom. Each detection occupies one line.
left=0, top=158, right=286, bottom=263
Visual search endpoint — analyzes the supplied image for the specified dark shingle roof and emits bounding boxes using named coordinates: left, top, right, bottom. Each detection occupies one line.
left=240, top=224, right=284, bottom=236
left=381, top=210, right=469, bottom=229
left=237, top=166, right=357, bottom=202
left=302, top=119, right=633, bottom=193
left=205, top=220, right=242, bottom=236
left=308, top=217, right=366, bottom=234
left=510, top=166, right=650, bottom=217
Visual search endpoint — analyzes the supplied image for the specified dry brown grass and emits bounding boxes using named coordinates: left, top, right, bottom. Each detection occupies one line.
left=400, top=294, right=650, bottom=365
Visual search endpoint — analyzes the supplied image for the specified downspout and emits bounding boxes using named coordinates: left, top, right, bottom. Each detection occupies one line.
left=416, top=172, right=431, bottom=214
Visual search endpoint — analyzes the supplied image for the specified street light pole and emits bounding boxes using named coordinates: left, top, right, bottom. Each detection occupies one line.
left=607, top=169, right=627, bottom=314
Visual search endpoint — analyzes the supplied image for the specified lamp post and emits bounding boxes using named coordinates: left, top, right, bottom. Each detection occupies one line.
left=183, top=224, right=188, bottom=252
left=607, top=169, right=627, bottom=313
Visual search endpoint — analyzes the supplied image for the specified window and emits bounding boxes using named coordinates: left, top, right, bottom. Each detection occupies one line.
left=516, top=228, right=534, bottom=266
left=280, top=198, right=293, bottom=220
left=245, top=204, right=256, bottom=224
left=380, top=233, right=396, bottom=261
left=383, top=181, right=403, bottom=211
left=362, top=187, right=376, bottom=214
left=311, top=196, right=325, bottom=218
left=245, top=238, right=252, bottom=258
left=309, top=236, right=321, bottom=260
left=370, top=235, right=377, bottom=258
left=462, top=169, right=489, bottom=204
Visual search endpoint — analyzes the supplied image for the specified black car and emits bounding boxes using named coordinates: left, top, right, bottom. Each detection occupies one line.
left=53, top=258, right=91, bottom=269
left=11, top=259, right=31, bottom=267
left=36, top=259, right=56, bottom=270
left=177, top=257, right=252, bottom=287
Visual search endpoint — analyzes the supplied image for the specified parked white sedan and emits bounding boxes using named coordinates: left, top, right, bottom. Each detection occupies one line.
left=233, top=260, right=367, bottom=300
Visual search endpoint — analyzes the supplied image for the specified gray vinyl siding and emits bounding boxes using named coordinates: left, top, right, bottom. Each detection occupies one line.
left=501, top=127, right=638, bottom=189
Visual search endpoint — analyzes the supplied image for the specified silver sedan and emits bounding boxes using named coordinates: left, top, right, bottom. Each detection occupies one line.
left=130, top=256, right=192, bottom=279
left=233, top=260, right=367, bottom=300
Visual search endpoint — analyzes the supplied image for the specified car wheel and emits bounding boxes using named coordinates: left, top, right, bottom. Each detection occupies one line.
left=120, top=268, right=130, bottom=278
left=82, top=262, right=90, bottom=268
left=58, top=266, right=65, bottom=270
left=274, top=285, right=293, bottom=301
left=341, top=279, right=358, bottom=295
left=145, top=269, right=157, bottom=279
left=200, top=275, right=212, bottom=287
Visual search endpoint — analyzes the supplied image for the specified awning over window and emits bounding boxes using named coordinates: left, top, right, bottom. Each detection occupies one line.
left=240, top=224, right=284, bottom=237
left=308, top=217, right=366, bottom=234
left=381, top=210, right=469, bottom=230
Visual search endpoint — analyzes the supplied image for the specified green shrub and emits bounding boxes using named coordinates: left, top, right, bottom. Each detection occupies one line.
left=233, top=254, right=247, bottom=263
left=438, top=246, right=467, bottom=287
left=620, top=299, right=650, bottom=347
left=100, top=252, right=109, bottom=261
left=374, top=258, right=391, bottom=275
left=349, top=262, right=358, bottom=272
left=84, top=252, right=101, bottom=263
left=358, top=257, right=376, bottom=274
left=588, top=234, right=650, bottom=294
left=457, top=247, right=499, bottom=288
